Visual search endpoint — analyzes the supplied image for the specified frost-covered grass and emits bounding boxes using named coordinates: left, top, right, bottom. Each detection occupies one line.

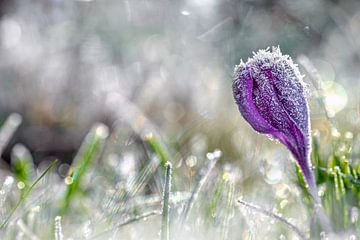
left=0, top=1, right=360, bottom=239
left=0, top=111, right=359, bottom=240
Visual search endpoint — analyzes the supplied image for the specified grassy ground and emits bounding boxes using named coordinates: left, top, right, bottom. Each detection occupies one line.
left=0, top=111, right=359, bottom=240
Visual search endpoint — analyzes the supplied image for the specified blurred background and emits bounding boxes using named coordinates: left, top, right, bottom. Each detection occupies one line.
left=0, top=0, right=359, bottom=194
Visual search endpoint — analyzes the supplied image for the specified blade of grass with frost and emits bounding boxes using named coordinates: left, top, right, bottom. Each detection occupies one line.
left=0, top=159, right=58, bottom=230
left=0, top=176, right=15, bottom=220
left=220, top=178, right=235, bottom=240
left=161, top=162, right=172, bottom=240
left=111, top=192, right=190, bottom=217
left=105, top=156, right=160, bottom=216
left=0, top=113, right=22, bottom=156
left=318, top=166, right=360, bottom=186
left=181, top=154, right=218, bottom=224
left=89, top=210, right=161, bottom=240
left=54, top=216, right=63, bottom=240
left=17, top=219, right=40, bottom=240
left=220, top=177, right=235, bottom=240
left=59, top=123, right=109, bottom=214
left=332, top=167, right=348, bottom=231
left=26, top=207, right=40, bottom=236
left=206, top=177, right=225, bottom=222
left=11, top=144, right=35, bottom=191
left=144, top=133, right=169, bottom=169
left=237, top=199, right=307, bottom=240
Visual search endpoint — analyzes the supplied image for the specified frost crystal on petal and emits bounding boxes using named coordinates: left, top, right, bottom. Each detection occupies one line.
left=232, top=47, right=315, bottom=191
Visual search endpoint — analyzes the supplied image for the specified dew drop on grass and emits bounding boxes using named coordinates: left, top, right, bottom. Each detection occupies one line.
left=17, top=181, right=25, bottom=190
left=206, top=152, right=214, bottom=160
left=95, top=123, right=109, bottom=139
left=64, top=176, right=73, bottom=185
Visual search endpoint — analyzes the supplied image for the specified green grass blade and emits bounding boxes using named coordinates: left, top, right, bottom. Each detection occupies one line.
left=11, top=144, right=35, bottom=189
left=144, top=133, right=169, bottom=168
left=220, top=178, right=235, bottom=240
left=90, top=210, right=161, bottom=240
left=59, top=123, right=109, bottom=214
left=181, top=156, right=218, bottom=223
left=0, top=159, right=58, bottom=230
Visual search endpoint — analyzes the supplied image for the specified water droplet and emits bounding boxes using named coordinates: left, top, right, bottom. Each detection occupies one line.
left=17, top=181, right=25, bottom=190
left=95, top=123, right=109, bottom=139
left=65, top=176, right=73, bottom=185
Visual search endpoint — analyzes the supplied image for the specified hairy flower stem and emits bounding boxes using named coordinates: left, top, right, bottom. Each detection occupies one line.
left=299, top=160, right=332, bottom=234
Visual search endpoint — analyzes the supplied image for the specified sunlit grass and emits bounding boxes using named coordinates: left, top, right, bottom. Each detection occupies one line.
left=0, top=112, right=358, bottom=240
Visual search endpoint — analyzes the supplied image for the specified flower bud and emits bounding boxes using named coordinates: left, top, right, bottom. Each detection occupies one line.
left=233, top=47, right=315, bottom=192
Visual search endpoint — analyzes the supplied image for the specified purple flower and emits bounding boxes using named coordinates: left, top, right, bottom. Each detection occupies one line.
left=232, top=47, right=316, bottom=193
